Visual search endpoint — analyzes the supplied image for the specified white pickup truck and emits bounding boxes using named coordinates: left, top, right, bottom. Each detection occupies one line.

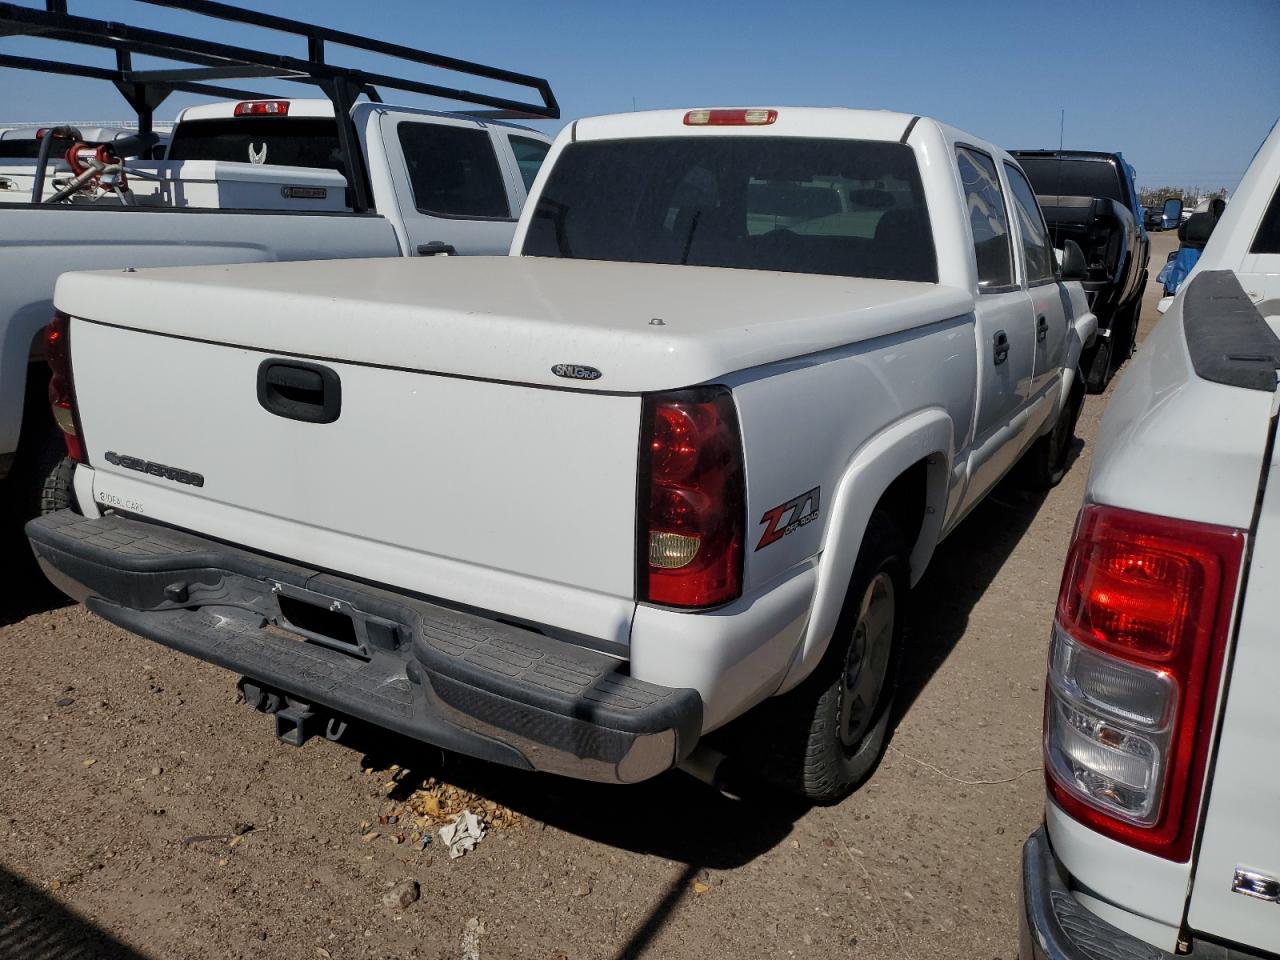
left=1020, top=119, right=1280, bottom=959
left=0, top=98, right=550, bottom=520
left=28, top=106, right=1096, bottom=801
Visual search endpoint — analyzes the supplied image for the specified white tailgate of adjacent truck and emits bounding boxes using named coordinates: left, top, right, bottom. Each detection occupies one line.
left=1187, top=405, right=1280, bottom=950
left=70, top=319, right=641, bottom=646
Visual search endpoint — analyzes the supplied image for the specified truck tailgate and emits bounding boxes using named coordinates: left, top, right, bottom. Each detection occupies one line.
left=69, top=318, right=641, bottom=645
left=1187, top=403, right=1280, bottom=950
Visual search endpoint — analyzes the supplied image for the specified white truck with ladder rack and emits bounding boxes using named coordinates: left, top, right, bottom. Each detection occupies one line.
left=0, top=0, right=555, bottom=521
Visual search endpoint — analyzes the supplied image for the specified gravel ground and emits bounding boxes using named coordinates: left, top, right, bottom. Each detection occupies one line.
left=0, top=232, right=1179, bottom=960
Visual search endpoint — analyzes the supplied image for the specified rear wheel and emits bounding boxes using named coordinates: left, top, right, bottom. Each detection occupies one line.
left=20, top=427, right=74, bottom=519
left=1083, top=336, right=1113, bottom=393
left=753, top=511, right=908, bottom=803
left=1021, top=367, right=1086, bottom=489
left=1111, top=294, right=1142, bottom=364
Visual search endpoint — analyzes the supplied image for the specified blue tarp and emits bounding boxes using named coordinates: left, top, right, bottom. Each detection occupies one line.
left=1158, top=247, right=1201, bottom=295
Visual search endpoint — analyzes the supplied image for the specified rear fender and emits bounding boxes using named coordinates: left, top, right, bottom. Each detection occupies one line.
left=775, top=408, right=954, bottom=694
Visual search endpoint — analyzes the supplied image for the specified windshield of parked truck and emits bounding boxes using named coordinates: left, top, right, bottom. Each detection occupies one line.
left=523, top=137, right=937, bottom=282
left=167, top=117, right=344, bottom=172
left=1017, top=157, right=1126, bottom=204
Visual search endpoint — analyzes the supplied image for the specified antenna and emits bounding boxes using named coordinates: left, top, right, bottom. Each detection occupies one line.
left=1052, top=108, right=1065, bottom=247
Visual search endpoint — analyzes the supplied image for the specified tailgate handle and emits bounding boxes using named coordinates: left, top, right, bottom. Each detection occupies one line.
left=257, top=359, right=341, bottom=424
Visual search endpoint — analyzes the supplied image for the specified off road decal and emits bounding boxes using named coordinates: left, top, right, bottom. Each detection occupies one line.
left=755, top=486, right=820, bottom=551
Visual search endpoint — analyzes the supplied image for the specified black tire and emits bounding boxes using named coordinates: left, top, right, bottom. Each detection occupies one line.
left=1111, top=294, right=1142, bottom=365
left=19, top=427, right=75, bottom=520
left=1020, top=367, right=1086, bottom=490
left=1083, top=337, right=1113, bottom=394
left=751, top=510, right=908, bottom=803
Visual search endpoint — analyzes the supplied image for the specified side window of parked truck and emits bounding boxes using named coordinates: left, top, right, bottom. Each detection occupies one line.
left=509, top=136, right=550, bottom=192
left=1250, top=183, right=1280, bottom=253
left=397, top=122, right=511, bottom=219
left=1003, top=163, right=1056, bottom=283
left=956, top=146, right=1013, bottom=289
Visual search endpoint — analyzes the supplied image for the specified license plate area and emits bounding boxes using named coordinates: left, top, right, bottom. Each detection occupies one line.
left=268, top=580, right=400, bottom=660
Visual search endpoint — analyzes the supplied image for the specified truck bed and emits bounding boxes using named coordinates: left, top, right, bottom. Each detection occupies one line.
left=54, top=255, right=974, bottom=393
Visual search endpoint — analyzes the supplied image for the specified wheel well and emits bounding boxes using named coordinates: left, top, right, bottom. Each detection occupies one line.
left=873, top=458, right=929, bottom=555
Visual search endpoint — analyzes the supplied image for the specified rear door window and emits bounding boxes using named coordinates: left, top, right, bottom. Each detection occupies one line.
left=397, top=122, right=510, bottom=219
left=1016, top=157, right=1125, bottom=203
left=509, top=136, right=550, bottom=192
left=956, top=146, right=1014, bottom=289
left=1004, top=163, right=1056, bottom=284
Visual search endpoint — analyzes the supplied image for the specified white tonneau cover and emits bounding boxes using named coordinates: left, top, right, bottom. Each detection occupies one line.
left=55, top=256, right=973, bottom=393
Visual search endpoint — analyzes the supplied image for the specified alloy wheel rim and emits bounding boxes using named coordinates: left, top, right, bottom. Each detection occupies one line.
left=838, top=571, right=895, bottom=750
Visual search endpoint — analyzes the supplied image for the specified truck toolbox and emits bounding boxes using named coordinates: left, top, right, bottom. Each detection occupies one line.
left=27, top=509, right=703, bottom=783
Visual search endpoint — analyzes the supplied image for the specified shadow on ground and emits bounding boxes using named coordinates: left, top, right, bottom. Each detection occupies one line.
left=0, top=864, right=151, bottom=960
left=892, top=462, right=1066, bottom=726
left=329, top=449, right=1079, bottom=957
left=0, top=491, right=69, bottom=627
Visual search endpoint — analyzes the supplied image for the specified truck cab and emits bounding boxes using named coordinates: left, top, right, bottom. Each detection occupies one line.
left=165, top=98, right=551, bottom=256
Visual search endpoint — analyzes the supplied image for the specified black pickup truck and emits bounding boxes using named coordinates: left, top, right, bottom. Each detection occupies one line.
left=1010, top=150, right=1150, bottom=392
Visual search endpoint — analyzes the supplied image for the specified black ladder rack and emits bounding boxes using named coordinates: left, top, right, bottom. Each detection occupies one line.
left=0, top=0, right=560, bottom=211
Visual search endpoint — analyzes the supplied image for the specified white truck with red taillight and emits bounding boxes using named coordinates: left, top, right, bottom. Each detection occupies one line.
left=0, top=0, right=555, bottom=523
left=28, top=105, right=1096, bottom=801
left=1020, top=119, right=1280, bottom=960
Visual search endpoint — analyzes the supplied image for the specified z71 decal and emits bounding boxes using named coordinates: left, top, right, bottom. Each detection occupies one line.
left=755, top=486, right=821, bottom=551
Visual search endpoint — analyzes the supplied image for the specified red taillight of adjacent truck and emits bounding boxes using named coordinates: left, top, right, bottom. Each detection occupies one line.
left=1044, top=503, right=1244, bottom=861
left=638, top=387, right=745, bottom=609
left=46, top=311, right=86, bottom=463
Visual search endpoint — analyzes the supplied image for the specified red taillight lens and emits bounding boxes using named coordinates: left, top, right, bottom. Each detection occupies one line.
left=683, top=108, right=777, bottom=126
left=46, top=312, right=85, bottom=463
left=1045, top=504, right=1244, bottom=861
left=234, top=100, right=290, bottom=117
left=639, top=388, right=745, bottom=608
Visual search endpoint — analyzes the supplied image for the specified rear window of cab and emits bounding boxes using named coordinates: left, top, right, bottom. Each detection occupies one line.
left=523, top=137, right=937, bottom=283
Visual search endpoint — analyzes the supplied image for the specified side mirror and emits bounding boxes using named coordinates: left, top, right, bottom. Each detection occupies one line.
left=1059, top=239, right=1087, bottom=281
left=1162, top=197, right=1183, bottom=227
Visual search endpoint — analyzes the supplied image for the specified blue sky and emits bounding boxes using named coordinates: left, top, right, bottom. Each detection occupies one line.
left=3, top=0, right=1276, bottom=191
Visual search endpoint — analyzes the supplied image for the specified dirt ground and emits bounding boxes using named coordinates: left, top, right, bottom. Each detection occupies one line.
left=0, top=232, right=1181, bottom=960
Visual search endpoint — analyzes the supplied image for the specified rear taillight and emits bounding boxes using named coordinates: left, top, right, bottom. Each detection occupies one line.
left=234, top=100, right=290, bottom=117
left=1045, top=504, right=1244, bottom=861
left=46, top=311, right=86, bottom=463
left=638, top=387, right=745, bottom=609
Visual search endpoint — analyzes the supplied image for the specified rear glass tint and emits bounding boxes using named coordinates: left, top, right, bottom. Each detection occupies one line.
left=167, top=117, right=344, bottom=172
left=1017, top=157, right=1125, bottom=203
left=397, top=122, right=510, bottom=219
left=522, top=137, right=935, bottom=282
left=1250, top=183, right=1280, bottom=254
left=0, top=138, right=40, bottom=158
left=510, top=136, right=550, bottom=192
